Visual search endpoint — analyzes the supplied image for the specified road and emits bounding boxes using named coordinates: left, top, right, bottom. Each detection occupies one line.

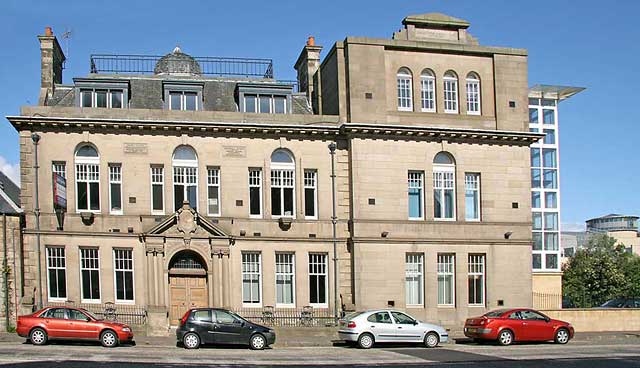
left=0, top=339, right=638, bottom=367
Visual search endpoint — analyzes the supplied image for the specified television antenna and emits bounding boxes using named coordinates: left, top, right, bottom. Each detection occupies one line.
left=61, top=28, right=72, bottom=59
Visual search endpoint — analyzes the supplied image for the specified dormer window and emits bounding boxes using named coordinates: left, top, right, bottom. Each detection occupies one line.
left=74, top=79, right=129, bottom=109
left=237, top=83, right=292, bottom=114
left=163, top=82, right=203, bottom=111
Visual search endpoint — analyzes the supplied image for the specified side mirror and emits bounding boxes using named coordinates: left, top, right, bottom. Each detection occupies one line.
left=545, top=317, right=550, bottom=323
left=413, top=320, right=419, bottom=325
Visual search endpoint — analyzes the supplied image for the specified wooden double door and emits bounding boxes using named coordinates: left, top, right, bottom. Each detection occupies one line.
left=169, top=275, right=208, bottom=325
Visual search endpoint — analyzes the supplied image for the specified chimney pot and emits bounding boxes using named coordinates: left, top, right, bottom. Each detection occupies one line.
left=307, top=36, right=315, bottom=46
left=45, top=26, right=53, bottom=36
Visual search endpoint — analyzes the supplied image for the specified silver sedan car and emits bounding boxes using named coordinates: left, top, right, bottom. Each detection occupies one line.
left=338, top=310, right=448, bottom=349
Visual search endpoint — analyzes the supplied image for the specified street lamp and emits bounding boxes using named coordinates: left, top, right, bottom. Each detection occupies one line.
left=328, top=142, right=339, bottom=323
left=31, top=133, right=43, bottom=309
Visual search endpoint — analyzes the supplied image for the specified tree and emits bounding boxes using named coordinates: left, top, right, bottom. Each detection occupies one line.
left=562, top=234, right=630, bottom=307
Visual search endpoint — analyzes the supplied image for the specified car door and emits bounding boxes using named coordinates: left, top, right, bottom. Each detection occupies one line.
left=391, top=311, right=423, bottom=342
left=190, top=310, right=216, bottom=344
left=506, top=310, right=526, bottom=341
left=365, top=312, right=397, bottom=342
left=67, top=309, right=99, bottom=339
left=212, top=310, right=246, bottom=344
left=520, top=310, right=553, bottom=341
left=41, top=308, right=69, bottom=338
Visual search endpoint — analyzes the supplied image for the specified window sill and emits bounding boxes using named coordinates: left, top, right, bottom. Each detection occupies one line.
left=249, top=215, right=263, bottom=219
left=76, top=210, right=101, bottom=215
left=114, top=300, right=135, bottom=305
left=420, top=109, right=436, bottom=113
left=397, top=107, right=413, bottom=112
left=468, top=304, right=486, bottom=308
left=444, top=110, right=459, bottom=114
left=242, top=303, right=263, bottom=308
left=275, top=304, right=296, bottom=308
left=408, top=217, right=424, bottom=221
left=466, top=111, right=481, bottom=116
left=309, top=304, right=329, bottom=309
left=48, top=298, right=67, bottom=303
left=304, top=216, right=318, bottom=220
left=437, top=305, right=456, bottom=309
left=110, top=211, right=123, bottom=216
left=434, top=218, right=457, bottom=222
left=151, top=211, right=166, bottom=216
left=406, top=304, right=425, bottom=308
left=81, top=299, right=102, bottom=304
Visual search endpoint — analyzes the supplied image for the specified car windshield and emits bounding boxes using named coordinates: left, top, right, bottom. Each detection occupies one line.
left=81, top=309, right=101, bottom=321
left=484, top=309, right=509, bottom=318
left=601, top=299, right=625, bottom=308
left=343, top=311, right=364, bottom=321
left=230, top=311, right=248, bottom=323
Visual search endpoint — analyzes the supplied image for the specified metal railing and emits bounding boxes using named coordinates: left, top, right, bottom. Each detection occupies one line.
left=533, top=292, right=563, bottom=310
left=90, top=54, right=274, bottom=78
left=233, top=306, right=334, bottom=327
left=45, top=301, right=147, bottom=325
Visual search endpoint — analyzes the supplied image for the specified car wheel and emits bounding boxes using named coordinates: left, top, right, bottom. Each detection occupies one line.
left=100, top=330, right=119, bottom=348
left=357, top=333, right=374, bottom=349
left=424, top=332, right=439, bottom=348
left=554, top=328, right=570, bottom=344
left=250, top=334, right=267, bottom=350
left=29, top=328, right=48, bottom=346
left=497, top=329, right=514, bottom=346
left=183, top=332, right=200, bottom=349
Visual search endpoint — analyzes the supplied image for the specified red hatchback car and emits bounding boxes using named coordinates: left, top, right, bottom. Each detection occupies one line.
left=464, top=308, right=573, bottom=346
left=17, top=306, right=134, bottom=347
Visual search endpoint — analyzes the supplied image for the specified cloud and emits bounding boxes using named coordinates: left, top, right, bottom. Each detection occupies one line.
left=0, top=155, right=20, bottom=187
left=562, top=222, right=585, bottom=232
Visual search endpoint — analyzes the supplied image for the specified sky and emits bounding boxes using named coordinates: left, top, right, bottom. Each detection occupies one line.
left=0, top=0, right=637, bottom=230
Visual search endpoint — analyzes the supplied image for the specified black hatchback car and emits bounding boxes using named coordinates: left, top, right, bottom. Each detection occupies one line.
left=176, top=308, right=276, bottom=350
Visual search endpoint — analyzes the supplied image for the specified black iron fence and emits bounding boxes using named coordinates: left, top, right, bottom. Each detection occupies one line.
left=45, top=302, right=147, bottom=325
left=90, top=54, right=274, bottom=78
left=533, top=292, right=563, bottom=310
left=233, top=306, right=335, bottom=327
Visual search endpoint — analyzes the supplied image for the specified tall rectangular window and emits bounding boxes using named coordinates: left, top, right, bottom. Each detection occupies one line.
left=249, top=169, right=262, bottom=218
left=46, top=247, right=66, bottom=300
left=468, top=254, right=485, bottom=306
left=466, top=77, right=480, bottom=114
left=304, top=170, right=317, bottom=219
left=420, top=74, right=435, bottom=112
left=434, top=170, right=455, bottom=220
left=114, top=249, right=134, bottom=302
left=271, top=169, right=295, bottom=217
left=169, top=91, right=198, bottom=111
left=109, top=164, right=122, bottom=214
left=437, top=254, right=455, bottom=306
left=76, top=162, right=100, bottom=211
left=397, top=70, right=413, bottom=111
left=309, top=253, right=327, bottom=306
left=151, top=166, right=164, bottom=214
left=242, top=252, right=261, bottom=306
left=52, top=162, right=66, bottom=178
left=405, top=254, right=424, bottom=306
left=80, top=248, right=100, bottom=302
left=408, top=171, right=424, bottom=220
left=207, top=167, right=221, bottom=216
left=174, top=166, right=198, bottom=211
left=275, top=253, right=295, bottom=306
left=465, top=173, right=480, bottom=221
left=444, top=76, right=458, bottom=113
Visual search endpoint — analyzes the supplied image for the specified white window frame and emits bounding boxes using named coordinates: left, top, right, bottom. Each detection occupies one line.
left=304, top=170, right=318, bottom=220
left=168, top=91, right=199, bottom=111
left=80, top=248, right=101, bottom=303
left=464, top=173, right=481, bottom=221
left=75, top=148, right=100, bottom=213
left=52, top=161, right=66, bottom=179
left=172, top=161, right=198, bottom=212
left=80, top=89, right=125, bottom=109
left=405, top=253, right=424, bottom=307
left=275, top=253, right=296, bottom=307
left=397, top=68, right=413, bottom=112
left=465, top=74, right=481, bottom=115
left=408, top=171, right=424, bottom=220
left=443, top=72, right=459, bottom=114
left=433, top=165, right=456, bottom=221
left=243, top=94, right=288, bottom=114
left=108, top=164, right=123, bottom=215
left=242, top=252, right=262, bottom=307
left=249, top=168, right=263, bottom=218
left=437, top=254, right=455, bottom=307
left=46, top=246, right=67, bottom=302
left=420, top=70, right=436, bottom=112
left=113, top=248, right=135, bottom=304
left=207, top=167, right=221, bottom=217
left=468, top=254, right=485, bottom=306
left=308, top=253, right=328, bottom=308
left=150, top=166, right=165, bottom=215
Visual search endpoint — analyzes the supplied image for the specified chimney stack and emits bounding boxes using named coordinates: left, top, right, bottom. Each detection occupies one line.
left=37, top=27, right=66, bottom=105
left=294, top=36, right=322, bottom=109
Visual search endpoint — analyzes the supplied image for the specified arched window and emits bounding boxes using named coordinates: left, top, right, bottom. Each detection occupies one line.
left=420, top=69, right=436, bottom=112
left=270, top=149, right=295, bottom=217
left=397, top=68, right=413, bottom=111
left=466, top=72, right=481, bottom=115
left=443, top=71, right=459, bottom=113
left=172, top=145, right=198, bottom=211
left=75, top=144, right=100, bottom=212
left=433, top=152, right=456, bottom=220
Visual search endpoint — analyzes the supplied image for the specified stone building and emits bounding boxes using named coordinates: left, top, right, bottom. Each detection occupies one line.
left=0, top=171, right=22, bottom=331
left=6, top=14, right=543, bottom=332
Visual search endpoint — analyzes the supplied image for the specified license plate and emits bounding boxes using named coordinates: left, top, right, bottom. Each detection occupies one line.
left=467, top=328, right=477, bottom=333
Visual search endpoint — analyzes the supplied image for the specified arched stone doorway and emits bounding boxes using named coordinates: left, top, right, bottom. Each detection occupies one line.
left=168, top=250, right=209, bottom=325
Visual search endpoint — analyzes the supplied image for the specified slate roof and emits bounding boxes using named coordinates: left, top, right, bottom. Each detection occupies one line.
left=0, top=171, right=20, bottom=214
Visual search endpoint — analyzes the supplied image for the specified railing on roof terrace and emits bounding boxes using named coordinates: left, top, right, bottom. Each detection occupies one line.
left=90, top=54, right=274, bottom=78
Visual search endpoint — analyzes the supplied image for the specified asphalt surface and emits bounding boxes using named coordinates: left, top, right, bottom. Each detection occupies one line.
left=0, top=338, right=638, bottom=367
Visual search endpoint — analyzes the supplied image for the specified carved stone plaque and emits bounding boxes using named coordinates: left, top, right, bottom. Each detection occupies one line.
left=222, top=145, right=246, bottom=158
left=124, top=143, right=148, bottom=154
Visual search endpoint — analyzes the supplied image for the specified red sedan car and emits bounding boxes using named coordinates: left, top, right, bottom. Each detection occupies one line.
left=17, top=306, right=134, bottom=347
left=464, top=308, right=573, bottom=346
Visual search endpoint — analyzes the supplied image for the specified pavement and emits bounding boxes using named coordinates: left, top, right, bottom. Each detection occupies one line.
left=0, top=331, right=638, bottom=367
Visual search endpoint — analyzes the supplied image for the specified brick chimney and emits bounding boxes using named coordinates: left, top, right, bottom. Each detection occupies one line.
left=294, top=36, right=322, bottom=107
left=37, top=27, right=66, bottom=105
